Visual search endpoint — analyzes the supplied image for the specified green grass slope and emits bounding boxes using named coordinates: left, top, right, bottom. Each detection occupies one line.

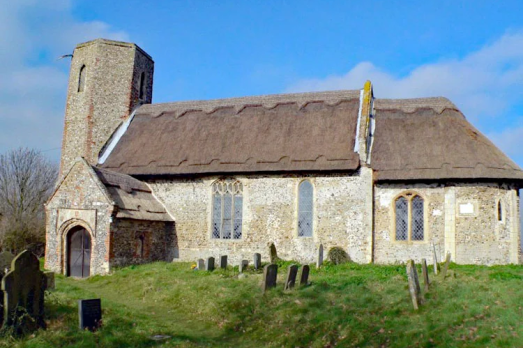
left=1, top=261, right=522, bottom=347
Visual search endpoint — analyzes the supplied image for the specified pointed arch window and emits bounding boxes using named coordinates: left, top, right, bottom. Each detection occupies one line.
left=395, top=193, right=425, bottom=241
left=298, top=180, right=314, bottom=237
left=212, top=179, right=243, bottom=239
left=78, top=65, right=86, bottom=92
left=139, top=72, right=146, bottom=100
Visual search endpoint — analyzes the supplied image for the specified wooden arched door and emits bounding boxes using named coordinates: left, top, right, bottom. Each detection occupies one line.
left=67, top=226, right=91, bottom=278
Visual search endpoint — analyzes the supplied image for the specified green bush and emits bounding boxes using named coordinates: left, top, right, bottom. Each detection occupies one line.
left=327, top=247, right=351, bottom=265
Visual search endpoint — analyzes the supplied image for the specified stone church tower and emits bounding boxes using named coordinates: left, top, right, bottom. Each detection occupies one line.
left=60, top=39, right=154, bottom=174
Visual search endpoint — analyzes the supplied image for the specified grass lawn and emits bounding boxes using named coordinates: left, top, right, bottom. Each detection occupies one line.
left=1, top=261, right=522, bottom=347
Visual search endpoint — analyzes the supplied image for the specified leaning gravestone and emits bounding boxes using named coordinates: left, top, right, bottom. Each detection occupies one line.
left=1, top=250, right=47, bottom=334
left=284, top=264, right=299, bottom=291
left=441, top=252, right=451, bottom=278
left=45, top=271, right=55, bottom=290
left=421, top=258, right=430, bottom=292
left=0, top=252, right=14, bottom=277
left=299, top=265, right=310, bottom=286
left=239, top=260, right=249, bottom=273
left=261, top=264, right=278, bottom=293
left=432, top=243, right=439, bottom=275
left=206, top=257, right=215, bottom=271
left=253, top=253, right=261, bottom=270
left=220, top=255, right=227, bottom=269
left=197, top=259, right=205, bottom=270
left=406, top=260, right=422, bottom=310
left=79, top=299, right=102, bottom=331
left=317, top=244, right=324, bottom=268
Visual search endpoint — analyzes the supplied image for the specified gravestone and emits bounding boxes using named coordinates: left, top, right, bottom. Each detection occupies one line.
left=45, top=271, right=55, bottom=290
left=206, top=257, right=215, bottom=271
left=421, top=258, right=430, bottom=292
left=239, top=260, right=249, bottom=273
left=1, top=250, right=46, bottom=334
left=317, top=244, right=324, bottom=268
left=432, top=243, right=438, bottom=275
left=284, top=264, right=299, bottom=291
left=299, top=265, right=310, bottom=287
left=261, top=264, right=278, bottom=292
left=253, top=253, right=261, bottom=270
left=220, top=255, right=227, bottom=269
left=406, top=260, right=422, bottom=310
left=0, top=252, right=14, bottom=276
left=197, top=259, right=205, bottom=270
left=441, top=252, right=451, bottom=278
left=269, top=244, right=278, bottom=263
left=78, top=299, right=102, bottom=331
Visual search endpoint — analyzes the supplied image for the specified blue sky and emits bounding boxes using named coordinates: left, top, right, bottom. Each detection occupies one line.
left=1, top=0, right=523, bottom=169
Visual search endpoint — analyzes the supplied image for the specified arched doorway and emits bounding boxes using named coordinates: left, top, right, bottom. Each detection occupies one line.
left=67, top=226, right=91, bottom=278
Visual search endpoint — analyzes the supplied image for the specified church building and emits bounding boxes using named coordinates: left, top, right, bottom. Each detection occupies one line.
left=45, top=39, right=522, bottom=277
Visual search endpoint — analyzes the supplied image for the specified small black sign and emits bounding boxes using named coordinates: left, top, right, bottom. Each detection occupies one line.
left=79, top=299, right=102, bottom=331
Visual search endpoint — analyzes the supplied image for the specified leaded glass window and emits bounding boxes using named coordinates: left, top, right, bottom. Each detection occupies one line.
left=411, top=196, right=424, bottom=240
left=298, top=180, right=313, bottom=237
left=395, top=197, right=408, bottom=241
left=212, top=179, right=243, bottom=239
left=394, top=193, right=425, bottom=241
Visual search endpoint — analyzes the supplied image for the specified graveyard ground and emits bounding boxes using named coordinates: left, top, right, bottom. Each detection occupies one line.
left=1, top=261, right=522, bottom=348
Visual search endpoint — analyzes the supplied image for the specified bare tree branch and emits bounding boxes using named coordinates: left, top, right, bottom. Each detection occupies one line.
left=0, top=148, right=58, bottom=254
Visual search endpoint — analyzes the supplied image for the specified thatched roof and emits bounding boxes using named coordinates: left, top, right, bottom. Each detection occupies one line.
left=100, top=90, right=523, bottom=182
left=92, top=167, right=172, bottom=221
left=371, top=98, right=523, bottom=181
left=101, top=90, right=361, bottom=175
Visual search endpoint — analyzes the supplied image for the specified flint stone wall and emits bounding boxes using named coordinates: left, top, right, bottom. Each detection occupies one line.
left=45, top=161, right=113, bottom=275
left=109, top=218, right=176, bottom=268
left=374, top=182, right=521, bottom=265
left=61, top=39, right=154, bottom=173
left=147, top=168, right=373, bottom=265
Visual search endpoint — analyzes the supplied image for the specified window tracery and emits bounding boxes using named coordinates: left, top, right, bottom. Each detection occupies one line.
left=395, top=193, right=425, bottom=241
left=212, top=179, right=243, bottom=239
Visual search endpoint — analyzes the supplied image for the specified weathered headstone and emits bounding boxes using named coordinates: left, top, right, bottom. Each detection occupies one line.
left=220, top=255, right=227, bottom=269
left=441, top=252, right=451, bottom=278
left=261, top=264, right=278, bottom=292
left=1, top=250, right=46, bottom=333
left=253, top=253, right=261, bottom=270
left=206, top=257, right=215, bottom=271
left=421, top=258, right=430, bottom=292
left=0, top=251, right=14, bottom=276
left=239, top=260, right=249, bottom=273
left=299, top=265, right=310, bottom=286
left=432, top=243, right=438, bottom=275
left=284, top=264, right=299, bottom=291
left=78, top=298, right=102, bottom=331
left=269, top=244, right=278, bottom=263
left=317, top=244, right=324, bottom=268
left=197, top=259, right=205, bottom=270
left=45, top=271, right=55, bottom=290
left=406, top=260, right=422, bottom=310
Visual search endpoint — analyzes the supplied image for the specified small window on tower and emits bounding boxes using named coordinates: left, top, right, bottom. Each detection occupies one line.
left=497, top=200, right=503, bottom=222
left=139, top=72, right=146, bottom=100
left=78, top=65, right=86, bottom=92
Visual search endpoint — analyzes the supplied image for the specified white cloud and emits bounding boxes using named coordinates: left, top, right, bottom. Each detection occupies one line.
left=288, top=33, right=523, bottom=120
left=0, top=0, right=128, bottom=162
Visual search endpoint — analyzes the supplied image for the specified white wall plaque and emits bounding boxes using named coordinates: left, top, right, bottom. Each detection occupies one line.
left=459, top=203, right=475, bottom=215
